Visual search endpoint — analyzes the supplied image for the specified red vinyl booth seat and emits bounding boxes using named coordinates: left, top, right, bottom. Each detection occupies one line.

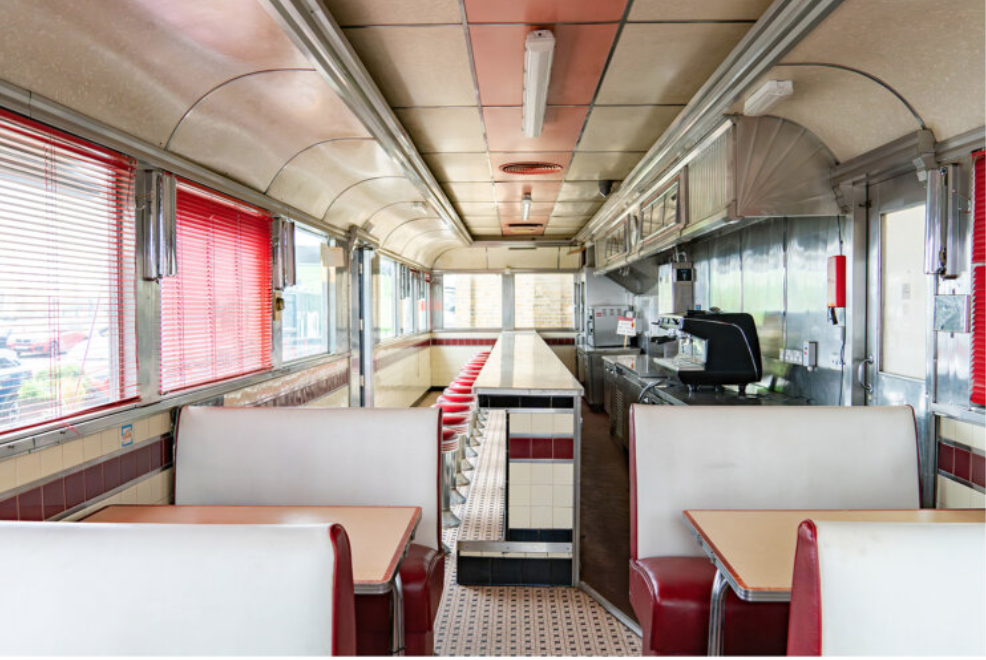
left=355, top=544, right=444, bottom=656
left=629, top=557, right=788, bottom=656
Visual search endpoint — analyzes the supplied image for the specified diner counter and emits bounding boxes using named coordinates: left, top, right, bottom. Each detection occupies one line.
left=604, top=354, right=798, bottom=407
left=474, top=331, right=583, bottom=397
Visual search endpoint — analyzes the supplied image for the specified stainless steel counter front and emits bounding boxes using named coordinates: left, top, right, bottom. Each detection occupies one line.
left=474, top=331, right=583, bottom=397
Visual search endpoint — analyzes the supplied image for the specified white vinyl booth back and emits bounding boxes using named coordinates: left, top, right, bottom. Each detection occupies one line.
left=175, top=406, right=442, bottom=549
left=0, top=521, right=343, bottom=656
left=631, top=405, right=920, bottom=558
left=812, top=521, right=985, bottom=656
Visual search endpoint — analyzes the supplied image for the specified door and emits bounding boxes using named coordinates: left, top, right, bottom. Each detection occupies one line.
left=863, top=172, right=933, bottom=505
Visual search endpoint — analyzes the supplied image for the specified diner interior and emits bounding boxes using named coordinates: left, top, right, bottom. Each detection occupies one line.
left=0, top=0, right=983, bottom=656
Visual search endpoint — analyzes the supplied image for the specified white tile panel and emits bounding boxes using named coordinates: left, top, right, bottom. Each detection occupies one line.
left=629, top=0, right=772, bottom=21
left=443, top=182, right=496, bottom=203
left=424, top=153, right=493, bottom=182
left=323, top=0, right=462, bottom=25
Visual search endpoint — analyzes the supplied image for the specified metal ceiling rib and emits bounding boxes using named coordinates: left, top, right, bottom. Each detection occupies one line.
left=575, top=0, right=846, bottom=243
left=259, top=0, right=473, bottom=245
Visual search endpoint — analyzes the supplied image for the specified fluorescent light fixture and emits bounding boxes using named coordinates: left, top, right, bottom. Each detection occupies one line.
left=743, top=80, right=793, bottom=116
left=521, top=192, right=533, bottom=221
left=522, top=30, right=555, bottom=138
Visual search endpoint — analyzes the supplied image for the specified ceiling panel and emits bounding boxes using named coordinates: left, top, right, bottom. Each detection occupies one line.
left=423, top=153, right=493, bottom=181
left=628, top=0, right=772, bottom=21
left=323, top=177, right=423, bottom=228
left=547, top=216, right=592, bottom=227
left=501, top=225, right=546, bottom=237
left=169, top=70, right=372, bottom=190
left=0, top=0, right=311, bottom=146
left=497, top=201, right=556, bottom=216
left=267, top=138, right=398, bottom=218
left=343, top=26, right=476, bottom=106
left=544, top=226, right=578, bottom=236
left=484, top=106, right=588, bottom=153
left=557, top=181, right=608, bottom=202
left=464, top=0, right=628, bottom=23
left=490, top=152, right=572, bottom=181
left=577, top=105, right=682, bottom=152
left=454, top=201, right=500, bottom=216
left=394, top=107, right=487, bottom=153
left=566, top=152, right=642, bottom=180
left=494, top=181, right=562, bottom=203
left=469, top=24, right=618, bottom=106
left=595, top=23, right=752, bottom=104
left=782, top=0, right=984, bottom=142
left=323, top=0, right=461, bottom=26
left=443, top=182, right=496, bottom=202
left=550, top=201, right=602, bottom=216
left=384, top=217, right=449, bottom=252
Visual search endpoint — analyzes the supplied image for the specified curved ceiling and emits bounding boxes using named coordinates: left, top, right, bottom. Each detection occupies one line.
left=0, top=0, right=466, bottom=268
left=750, top=0, right=985, bottom=161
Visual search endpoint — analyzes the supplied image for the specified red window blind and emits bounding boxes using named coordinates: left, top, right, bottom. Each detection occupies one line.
left=0, top=109, right=138, bottom=436
left=972, top=150, right=985, bottom=406
left=160, top=181, right=272, bottom=393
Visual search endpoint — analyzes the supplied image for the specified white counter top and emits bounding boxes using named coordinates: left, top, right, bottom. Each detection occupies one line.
left=473, top=332, right=583, bottom=396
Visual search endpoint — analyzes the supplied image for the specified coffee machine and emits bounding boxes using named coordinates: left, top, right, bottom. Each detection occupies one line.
left=654, top=310, right=762, bottom=392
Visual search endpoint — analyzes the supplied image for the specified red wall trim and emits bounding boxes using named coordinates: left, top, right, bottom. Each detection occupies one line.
left=938, top=440, right=985, bottom=488
left=0, top=434, right=174, bottom=521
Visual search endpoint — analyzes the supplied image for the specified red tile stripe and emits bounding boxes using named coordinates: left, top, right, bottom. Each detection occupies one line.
left=508, top=436, right=574, bottom=460
left=0, top=434, right=174, bottom=521
left=938, top=440, right=986, bottom=489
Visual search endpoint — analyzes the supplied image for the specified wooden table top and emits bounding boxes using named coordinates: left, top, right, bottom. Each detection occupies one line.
left=84, top=505, right=421, bottom=588
left=684, top=509, right=986, bottom=598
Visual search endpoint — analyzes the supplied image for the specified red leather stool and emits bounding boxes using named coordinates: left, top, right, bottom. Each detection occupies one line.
left=446, top=384, right=472, bottom=394
left=434, top=402, right=470, bottom=415
left=440, top=427, right=463, bottom=525
left=440, top=391, right=475, bottom=404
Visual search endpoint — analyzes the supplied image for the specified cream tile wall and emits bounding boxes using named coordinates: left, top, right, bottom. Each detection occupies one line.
left=62, top=468, right=175, bottom=521
left=374, top=343, right=431, bottom=408
left=937, top=476, right=985, bottom=509
left=939, top=417, right=985, bottom=451
left=506, top=411, right=576, bottom=534
left=306, top=386, right=350, bottom=408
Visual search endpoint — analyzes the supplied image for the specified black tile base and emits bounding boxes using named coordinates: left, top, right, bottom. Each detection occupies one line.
left=457, top=556, right=573, bottom=587
left=506, top=528, right=573, bottom=543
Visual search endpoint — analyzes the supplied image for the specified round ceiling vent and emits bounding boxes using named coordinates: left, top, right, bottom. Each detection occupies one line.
left=499, top=161, right=563, bottom=175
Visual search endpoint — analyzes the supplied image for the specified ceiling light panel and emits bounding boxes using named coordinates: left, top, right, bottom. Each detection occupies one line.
left=522, top=29, right=556, bottom=138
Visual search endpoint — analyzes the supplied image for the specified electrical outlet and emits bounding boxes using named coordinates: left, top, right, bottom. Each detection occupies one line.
left=802, top=341, right=818, bottom=369
left=829, top=353, right=844, bottom=369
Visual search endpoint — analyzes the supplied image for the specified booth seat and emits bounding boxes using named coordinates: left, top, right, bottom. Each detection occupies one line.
left=787, top=520, right=985, bottom=656
left=0, top=521, right=355, bottom=655
left=174, top=406, right=444, bottom=656
left=629, top=405, right=920, bottom=656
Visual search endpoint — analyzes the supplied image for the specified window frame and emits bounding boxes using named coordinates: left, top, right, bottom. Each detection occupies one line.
left=280, top=223, right=331, bottom=364
left=512, top=272, right=577, bottom=330
left=439, top=272, right=504, bottom=330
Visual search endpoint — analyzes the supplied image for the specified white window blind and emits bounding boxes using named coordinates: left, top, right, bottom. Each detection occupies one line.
left=0, top=110, right=138, bottom=437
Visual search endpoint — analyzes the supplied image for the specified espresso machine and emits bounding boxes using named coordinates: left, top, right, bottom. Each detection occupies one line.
left=654, top=310, right=763, bottom=392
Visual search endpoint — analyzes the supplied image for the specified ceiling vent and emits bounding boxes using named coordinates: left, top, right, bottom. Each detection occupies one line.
left=499, top=161, right=563, bottom=175
left=505, top=224, right=543, bottom=233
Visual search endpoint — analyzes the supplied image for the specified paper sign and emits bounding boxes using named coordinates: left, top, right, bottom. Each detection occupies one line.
left=616, top=317, right=636, bottom=336
left=121, top=423, right=134, bottom=447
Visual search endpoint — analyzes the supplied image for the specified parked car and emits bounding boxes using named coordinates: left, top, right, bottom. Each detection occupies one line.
left=64, top=337, right=111, bottom=403
left=7, top=328, right=88, bottom=357
left=0, top=349, right=30, bottom=425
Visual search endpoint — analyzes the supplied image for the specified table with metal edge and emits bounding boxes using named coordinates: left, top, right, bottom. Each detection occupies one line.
left=682, top=508, right=986, bottom=655
left=83, top=504, right=421, bottom=656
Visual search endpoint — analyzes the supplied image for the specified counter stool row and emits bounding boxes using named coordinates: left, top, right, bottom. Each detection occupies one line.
left=434, top=351, right=490, bottom=529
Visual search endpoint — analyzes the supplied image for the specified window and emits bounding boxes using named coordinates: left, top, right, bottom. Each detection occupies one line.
left=374, top=256, right=396, bottom=341
left=0, top=110, right=138, bottom=436
left=160, top=181, right=272, bottom=392
left=417, top=272, right=430, bottom=332
left=282, top=226, right=328, bottom=361
left=514, top=273, right=575, bottom=328
left=399, top=266, right=414, bottom=336
left=442, top=274, right=502, bottom=328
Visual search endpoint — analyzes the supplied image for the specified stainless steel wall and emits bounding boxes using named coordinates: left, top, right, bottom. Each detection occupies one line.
left=634, top=215, right=845, bottom=404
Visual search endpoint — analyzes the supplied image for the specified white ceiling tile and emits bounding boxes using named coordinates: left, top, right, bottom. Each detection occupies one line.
left=395, top=107, right=487, bottom=153
left=629, top=0, right=772, bottom=21
left=344, top=26, right=477, bottom=106
left=578, top=105, right=681, bottom=152
left=423, top=153, right=493, bottom=181
left=324, top=0, right=461, bottom=25
left=596, top=23, right=752, bottom=104
left=443, top=182, right=496, bottom=202
left=566, top=152, right=643, bottom=180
